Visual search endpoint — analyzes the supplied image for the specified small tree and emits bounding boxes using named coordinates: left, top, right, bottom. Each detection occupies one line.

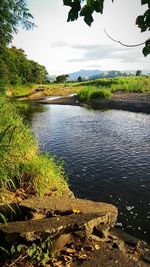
left=136, top=70, right=142, bottom=76
left=78, top=76, right=82, bottom=82
left=55, top=74, right=69, bottom=83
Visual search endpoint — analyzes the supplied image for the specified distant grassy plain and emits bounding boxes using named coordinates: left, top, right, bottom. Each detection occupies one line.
left=8, top=76, right=150, bottom=101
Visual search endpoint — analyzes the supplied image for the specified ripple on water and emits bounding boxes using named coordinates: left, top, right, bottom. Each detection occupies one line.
left=31, top=105, right=150, bottom=243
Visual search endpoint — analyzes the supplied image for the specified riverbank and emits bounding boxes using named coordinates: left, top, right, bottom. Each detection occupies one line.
left=37, top=92, right=150, bottom=114
left=0, top=95, right=71, bottom=201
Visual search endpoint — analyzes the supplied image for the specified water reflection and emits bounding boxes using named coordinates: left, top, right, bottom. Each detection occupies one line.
left=16, top=100, right=47, bottom=124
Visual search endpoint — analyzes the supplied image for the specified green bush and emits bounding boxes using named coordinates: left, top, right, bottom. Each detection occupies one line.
left=77, top=86, right=112, bottom=102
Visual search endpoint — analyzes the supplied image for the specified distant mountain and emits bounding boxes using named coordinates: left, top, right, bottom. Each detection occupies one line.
left=49, top=69, right=150, bottom=82
left=68, top=69, right=103, bottom=80
left=68, top=69, right=134, bottom=81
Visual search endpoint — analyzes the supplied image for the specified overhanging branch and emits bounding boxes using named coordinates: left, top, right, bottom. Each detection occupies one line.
left=104, top=28, right=145, bottom=47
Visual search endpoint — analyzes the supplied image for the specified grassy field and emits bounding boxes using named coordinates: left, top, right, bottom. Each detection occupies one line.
left=7, top=83, right=82, bottom=98
left=0, top=96, right=69, bottom=202
left=8, top=76, right=150, bottom=100
left=76, top=76, right=150, bottom=102
left=78, top=76, right=150, bottom=91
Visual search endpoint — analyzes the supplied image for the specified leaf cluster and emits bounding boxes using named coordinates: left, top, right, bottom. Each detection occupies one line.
left=0, top=46, right=49, bottom=90
left=64, top=0, right=150, bottom=56
left=64, top=0, right=114, bottom=26
left=0, top=0, right=35, bottom=50
left=10, top=237, right=52, bottom=266
left=136, top=0, right=150, bottom=56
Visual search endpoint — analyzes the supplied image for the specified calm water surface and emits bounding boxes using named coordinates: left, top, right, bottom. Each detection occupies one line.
left=28, top=104, right=150, bottom=243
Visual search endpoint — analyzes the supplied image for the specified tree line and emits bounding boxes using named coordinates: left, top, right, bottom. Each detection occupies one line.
left=0, top=46, right=48, bottom=89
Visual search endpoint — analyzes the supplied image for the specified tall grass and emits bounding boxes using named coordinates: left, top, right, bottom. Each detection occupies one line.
left=0, top=96, right=68, bottom=197
left=21, top=154, right=68, bottom=196
left=0, top=96, right=37, bottom=188
left=77, top=77, right=150, bottom=102
left=77, top=86, right=112, bottom=102
left=111, top=77, right=150, bottom=93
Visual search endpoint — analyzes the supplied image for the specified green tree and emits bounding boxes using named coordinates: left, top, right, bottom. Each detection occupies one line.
left=0, top=46, right=49, bottom=86
left=78, top=76, right=82, bottom=82
left=136, top=70, right=142, bottom=76
left=55, top=74, right=69, bottom=83
left=63, top=0, right=150, bottom=56
left=0, top=0, right=35, bottom=91
left=29, top=61, right=49, bottom=84
left=0, top=0, right=35, bottom=50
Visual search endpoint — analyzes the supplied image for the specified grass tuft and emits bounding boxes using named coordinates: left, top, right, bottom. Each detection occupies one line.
left=77, top=86, right=112, bottom=102
left=21, top=154, right=68, bottom=197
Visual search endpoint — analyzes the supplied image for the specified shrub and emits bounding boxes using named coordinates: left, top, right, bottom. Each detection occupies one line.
left=77, top=86, right=112, bottom=102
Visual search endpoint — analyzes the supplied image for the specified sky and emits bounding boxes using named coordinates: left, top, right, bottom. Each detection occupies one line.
left=12, top=0, right=150, bottom=75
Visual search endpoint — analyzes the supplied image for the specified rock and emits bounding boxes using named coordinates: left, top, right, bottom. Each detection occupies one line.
left=142, top=251, right=150, bottom=264
left=51, top=233, right=73, bottom=253
left=111, top=228, right=140, bottom=247
left=112, top=239, right=126, bottom=253
left=21, top=195, right=118, bottom=227
left=0, top=213, right=115, bottom=242
left=0, top=196, right=118, bottom=247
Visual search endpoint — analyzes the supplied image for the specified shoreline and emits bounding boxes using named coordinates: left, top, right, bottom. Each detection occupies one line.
left=37, top=94, right=150, bottom=114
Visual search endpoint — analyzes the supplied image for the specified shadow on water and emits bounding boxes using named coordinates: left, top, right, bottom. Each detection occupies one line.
left=15, top=100, right=47, bottom=124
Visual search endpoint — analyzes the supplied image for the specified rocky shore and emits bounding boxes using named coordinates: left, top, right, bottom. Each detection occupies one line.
left=0, top=196, right=150, bottom=266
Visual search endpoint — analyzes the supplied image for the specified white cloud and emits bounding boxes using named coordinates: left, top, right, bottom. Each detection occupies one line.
left=12, top=0, right=150, bottom=74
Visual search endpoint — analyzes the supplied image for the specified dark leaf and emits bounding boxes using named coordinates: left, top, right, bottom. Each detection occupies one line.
left=80, top=5, right=90, bottom=16
left=136, top=15, right=144, bottom=27
left=94, top=0, right=104, bottom=13
left=67, top=8, right=78, bottom=21
left=63, top=0, right=72, bottom=6
left=84, top=13, right=93, bottom=26
left=141, top=25, right=147, bottom=32
left=141, top=0, right=149, bottom=5
left=142, top=39, right=150, bottom=56
left=72, top=0, right=81, bottom=12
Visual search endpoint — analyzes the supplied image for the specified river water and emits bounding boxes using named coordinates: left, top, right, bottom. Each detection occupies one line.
left=26, top=103, right=150, bottom=243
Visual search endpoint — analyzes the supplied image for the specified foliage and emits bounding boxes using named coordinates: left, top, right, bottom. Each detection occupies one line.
left=10, top=237, right=52, bottom=266
left=0, top=0, right=35, bottom=50
left=78, top=76, right=82, bottom=82
left=0, top=46, right=48, bottom=90
left=63, top=0, right=150, bottom=56
left=136, top=70, right=142, bottom=76
left=136, top=0, right=150, bottom=56
left=77, top=86, right=112, bottom=102
left=55, top=74, right=69, bottom=83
